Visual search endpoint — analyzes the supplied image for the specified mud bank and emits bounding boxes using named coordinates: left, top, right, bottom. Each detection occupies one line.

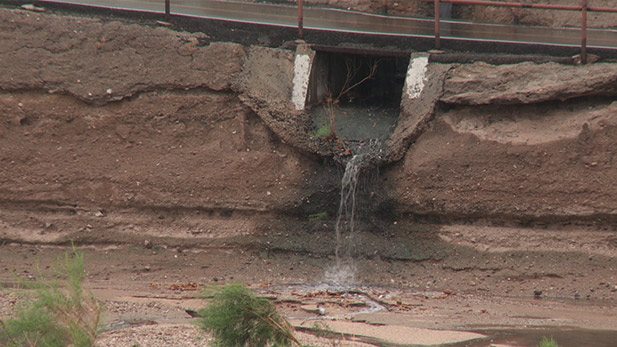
left=2, top=5, right=617, bottom=268
left=0, top=7, right=336, bottom=247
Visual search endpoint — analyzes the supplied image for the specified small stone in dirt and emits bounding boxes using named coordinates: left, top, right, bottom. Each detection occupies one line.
left=144, top=240, right=152, bottom=249
left=185, top=309, right=200, bottom=317
left=533, top=290, right=542, bottom=298
left=301, top=304, right=324, bottom=315
left=144, top=265, right=151, bottom=271
left=443, top=287, right=456, bottom=295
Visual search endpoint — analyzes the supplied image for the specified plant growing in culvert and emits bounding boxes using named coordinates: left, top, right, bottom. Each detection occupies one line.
left=197, top=283, right=301, bottom=347
left=324, top=57, right=379, bottom=140
left=0, top=247, right=101, bottom=347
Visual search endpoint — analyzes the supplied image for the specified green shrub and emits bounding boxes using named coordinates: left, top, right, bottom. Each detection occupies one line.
left=539, top=336, right=559, bottom=347
left=311, top=123, right=332, bottom=139
left=308, top=212, right=328, bottom=222
left=197, top=283, right=300, bottom=347
left=0, top=248, right=101, bottom=347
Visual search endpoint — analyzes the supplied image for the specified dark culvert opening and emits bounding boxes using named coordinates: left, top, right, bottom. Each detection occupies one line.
left=306, top=50, right=409, bottom=142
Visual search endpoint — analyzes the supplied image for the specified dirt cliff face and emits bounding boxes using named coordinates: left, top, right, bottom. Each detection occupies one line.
left=385, top=102, right=617, bottom=221
left=0, top=7, right=340, bottom=246
left=2, top=5, right=617, bottom=263
left=388, top=61, right=617, bottom=223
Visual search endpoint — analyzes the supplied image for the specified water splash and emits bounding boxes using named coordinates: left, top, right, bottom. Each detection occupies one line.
left=325, top=154, right=365, bottom=285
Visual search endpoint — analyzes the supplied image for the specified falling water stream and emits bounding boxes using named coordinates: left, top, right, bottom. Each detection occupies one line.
left=325, top=153, right=366, bottom=284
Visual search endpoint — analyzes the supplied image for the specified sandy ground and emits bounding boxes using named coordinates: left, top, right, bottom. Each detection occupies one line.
left=2, top=243, right=617, bottom=346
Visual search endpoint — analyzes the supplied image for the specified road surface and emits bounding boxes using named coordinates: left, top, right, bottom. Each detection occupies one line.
left=40, top=0, right=617, bottom=49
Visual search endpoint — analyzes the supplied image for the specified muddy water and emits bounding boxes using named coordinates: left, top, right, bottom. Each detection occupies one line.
left=459, top=328, right=617, bottom=347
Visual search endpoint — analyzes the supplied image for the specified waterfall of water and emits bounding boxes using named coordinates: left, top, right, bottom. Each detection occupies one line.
left=325, top=154, right=365, bottom=285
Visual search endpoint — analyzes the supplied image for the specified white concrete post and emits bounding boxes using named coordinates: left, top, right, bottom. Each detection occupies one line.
left=291, top=44, right=314, bottom=111
left=403, top=54, right=430, bottom=100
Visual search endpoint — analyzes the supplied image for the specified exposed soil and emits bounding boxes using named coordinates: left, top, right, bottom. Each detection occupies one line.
left=2, top=4, right=617, bottom=346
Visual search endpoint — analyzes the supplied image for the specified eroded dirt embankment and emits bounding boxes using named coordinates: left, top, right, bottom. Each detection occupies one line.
left=0, top=7, right=340, bottom=248
left=2, top=6, right=617, bottom=267
left=389, top=61, right=617, bottom=222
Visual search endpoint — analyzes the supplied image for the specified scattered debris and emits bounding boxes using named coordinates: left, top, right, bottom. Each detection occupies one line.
left=21, top=4, right=45, bottom=12
left=169, top=282, right=201, bottom=291
left=185, top=309, right=201, bottom=317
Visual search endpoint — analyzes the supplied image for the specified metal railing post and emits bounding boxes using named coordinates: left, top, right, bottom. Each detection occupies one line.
left=298, top=0, right=304, bottom=39
left=165, top=0, right=170, bottom=20
left=435, top=0, right=441, bottom=49
left=581, top=0, right=588, bottom=64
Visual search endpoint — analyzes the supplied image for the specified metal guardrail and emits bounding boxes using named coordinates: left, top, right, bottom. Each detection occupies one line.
left=48, top=0, right=617, bottom=61
left=424, top=0, right=617, bottom=63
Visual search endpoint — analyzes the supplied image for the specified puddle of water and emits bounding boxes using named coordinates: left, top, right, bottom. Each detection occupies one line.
left=454, top=328, right=617, bottom=347
left=310, top=104, right=399, bottom=142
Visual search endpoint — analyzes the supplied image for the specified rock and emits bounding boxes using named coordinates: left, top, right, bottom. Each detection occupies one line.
left=144, top=240, right=152, bottom=249
left=572, top=53, right=600, bottom=65
left=185, top=309, right=200, bottom=318
left=442, top=62, right=617, bottom=105
left=300, top=304, right=324, bottom=315
left=178, top=39, right=198, bottom=56
left=115, top=125, right=131, bottom=140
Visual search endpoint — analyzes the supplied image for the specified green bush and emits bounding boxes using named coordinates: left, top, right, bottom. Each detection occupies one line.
left=539, top=336, right=559, bottom=347
left=311, top=123, right=332, bottom=139
left=308, top=212, right=328, bottom=222
left=197, top=283, right=300, bottom=347
left=0, top=248, right=101, bottom=347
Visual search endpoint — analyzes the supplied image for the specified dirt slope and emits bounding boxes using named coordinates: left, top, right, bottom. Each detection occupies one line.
left=2, top=6, right=617, bottom=345
left=1, top=3, right=617, bottom=261
left=0, top=7, right=340, bottom=247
